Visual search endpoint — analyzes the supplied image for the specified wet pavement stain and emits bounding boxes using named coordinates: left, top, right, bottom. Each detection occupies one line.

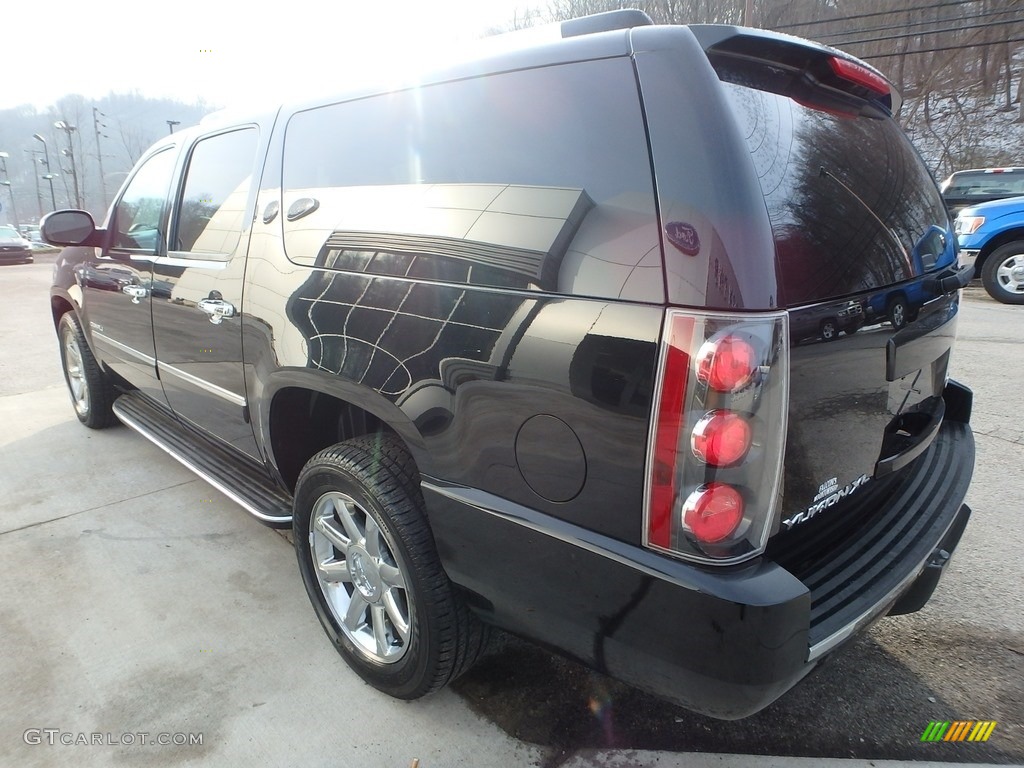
left=453, top=621, right=1024, bottom=765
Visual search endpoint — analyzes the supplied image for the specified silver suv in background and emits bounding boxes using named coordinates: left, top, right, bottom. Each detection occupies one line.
left=940, top=167, right=1024, bottom=217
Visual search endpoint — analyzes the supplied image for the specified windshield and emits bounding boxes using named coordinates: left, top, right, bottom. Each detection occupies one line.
left=0, top=226, right=21, bottom=238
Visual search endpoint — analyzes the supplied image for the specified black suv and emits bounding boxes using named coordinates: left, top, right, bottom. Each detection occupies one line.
left=43, top=11, right=975, bottom=719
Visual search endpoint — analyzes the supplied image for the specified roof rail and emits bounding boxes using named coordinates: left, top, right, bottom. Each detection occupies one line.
left=560, top=9, right=654, bottom=38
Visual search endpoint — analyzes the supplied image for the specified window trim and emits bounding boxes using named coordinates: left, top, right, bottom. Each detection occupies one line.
left=166, top=124, right=261, bottom=262
left=276, top=56, right=661, bottom=302
left=109, top=146, right=179, bottom=257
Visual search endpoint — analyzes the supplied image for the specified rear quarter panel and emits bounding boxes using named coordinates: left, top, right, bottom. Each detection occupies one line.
left=243, top=54, right=669, bottom=545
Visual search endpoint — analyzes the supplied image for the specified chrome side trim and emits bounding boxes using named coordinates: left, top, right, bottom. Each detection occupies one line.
left=417, top=480, right=792, bottom=597
left=93, top=332, right=156, bottom=366
left=157, top=362, right=247, bottom=407
left=422, top=480, right=695, bottom=587
left=112, top=401, right=291, bottom=525
left=806, top=507, right=962, bottom=661
left=160, top=254, right=230, bottom=268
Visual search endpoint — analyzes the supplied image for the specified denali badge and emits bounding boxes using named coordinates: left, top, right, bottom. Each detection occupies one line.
left=782, top=473, right=871, bottom=530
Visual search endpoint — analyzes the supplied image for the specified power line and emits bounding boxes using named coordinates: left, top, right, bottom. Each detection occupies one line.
left=815, top=6, right=1024, bottom=39
left=859, top=36, right=1024, bottom=59
left=827, top=18, right=1024, bottom=48
left=774, top=0, right=986, bottom=30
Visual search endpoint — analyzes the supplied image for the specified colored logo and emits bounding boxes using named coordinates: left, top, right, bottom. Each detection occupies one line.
left=665, top=221, right=701, bottom=256
left=921, top=721, right=997, bottom=742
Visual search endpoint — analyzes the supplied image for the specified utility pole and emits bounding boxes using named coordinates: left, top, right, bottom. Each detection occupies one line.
left=0, top=152, right=19, bottom=226
left=744, top=0, right=754, bottom=27
left=167, top=120, right=180, bottom=135
left=31, top=134, right=57, bottom=211
left=42, top=174, right=59, bottom=208
left=93, top=107, right=109, bottom=209
left=54, top=121, right=82, bottom=209
left=22, top=149, right=44, bottom=220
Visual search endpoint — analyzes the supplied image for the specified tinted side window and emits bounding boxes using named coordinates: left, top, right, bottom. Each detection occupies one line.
left=112, top=149, right=177, bottom=252
left=281, top=59, right=660, bottom=299
left=174, top=128, right=259, bottom=256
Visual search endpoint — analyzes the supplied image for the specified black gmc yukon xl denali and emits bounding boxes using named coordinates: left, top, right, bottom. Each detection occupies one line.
left=44, top=11, right=975, bottom=719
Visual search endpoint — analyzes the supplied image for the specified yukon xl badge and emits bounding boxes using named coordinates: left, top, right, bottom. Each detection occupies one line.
left=782, top=474, right=871, bottom=530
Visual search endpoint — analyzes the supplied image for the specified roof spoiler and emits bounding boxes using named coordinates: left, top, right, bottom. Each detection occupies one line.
left=689, top=24, right=900, bottom=114
left=561, top=9, right=653, bottom=38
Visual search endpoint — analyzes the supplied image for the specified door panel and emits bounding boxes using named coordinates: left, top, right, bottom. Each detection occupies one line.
left=151, top=127, right=260, bottom=459
left=83, top=147, right=179, bottom=404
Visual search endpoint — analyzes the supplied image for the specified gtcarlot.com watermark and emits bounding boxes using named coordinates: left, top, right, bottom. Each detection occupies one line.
left=24, top=729, right=203, bottom=747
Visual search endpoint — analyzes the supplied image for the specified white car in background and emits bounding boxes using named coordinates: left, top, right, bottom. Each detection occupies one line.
left=0, top=225, right=33, bottom=264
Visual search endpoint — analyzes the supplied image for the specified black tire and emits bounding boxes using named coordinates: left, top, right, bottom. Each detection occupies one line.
left=57, top=312, right=118, bottom=428
left=820, top=319, right=838, bottom=341
left=981, top=241, right=1024, bottom=304
left=293, top=433, right=487, bottom=699
left=887, top=297, right=909, bottom=329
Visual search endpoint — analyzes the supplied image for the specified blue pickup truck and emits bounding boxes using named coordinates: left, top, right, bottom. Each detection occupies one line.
left=955, top=195, right=1024, bottom=304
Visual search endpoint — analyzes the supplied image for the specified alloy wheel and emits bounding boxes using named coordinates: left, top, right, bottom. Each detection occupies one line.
left=63, top=333, right=90, bottom=417
left=309, top=491, right=411, bottom=664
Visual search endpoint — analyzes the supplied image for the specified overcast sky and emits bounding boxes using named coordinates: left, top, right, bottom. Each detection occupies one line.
left=2, top=0, right=537, bottom=111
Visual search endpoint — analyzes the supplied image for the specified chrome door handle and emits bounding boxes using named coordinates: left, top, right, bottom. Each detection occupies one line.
left=197, top=298, right=236, bottom=325
left=121, top=284, right=148, bottom=304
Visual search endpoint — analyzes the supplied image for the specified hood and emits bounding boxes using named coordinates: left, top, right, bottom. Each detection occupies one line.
left=958, top=194, right=1024, bottom=219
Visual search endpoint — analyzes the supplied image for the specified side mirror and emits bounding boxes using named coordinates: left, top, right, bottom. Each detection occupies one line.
left=40, top=210, right=104, bottom=247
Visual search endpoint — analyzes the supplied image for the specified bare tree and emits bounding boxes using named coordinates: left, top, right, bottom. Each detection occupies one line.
left=118, top=121, right=152, bottom=166
left=544, top=0, right=742, bottom=24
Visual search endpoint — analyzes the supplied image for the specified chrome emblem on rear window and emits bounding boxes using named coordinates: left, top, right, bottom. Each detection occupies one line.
left=782, top=473, right=871, bottom=530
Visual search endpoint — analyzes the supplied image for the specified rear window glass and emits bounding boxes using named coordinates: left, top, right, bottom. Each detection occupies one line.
left=280, top=59, right=660, bottom=301
left=722, top=83, right=950, bottom=306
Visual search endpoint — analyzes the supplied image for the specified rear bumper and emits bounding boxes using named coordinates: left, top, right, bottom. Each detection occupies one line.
left=422, top=394, right=974, bottom=719
left=772, top=417, right=974, bottom=659
left=887, top=501, right=971, bottom=616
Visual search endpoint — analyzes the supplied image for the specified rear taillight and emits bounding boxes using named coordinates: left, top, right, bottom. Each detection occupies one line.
left=683, top=483, right=744, bottom=543
left=644, top=310, right=789, bottom=564
left=696, top=335, right=756, bottom=392
left=691, top=411, right=751, bottom=466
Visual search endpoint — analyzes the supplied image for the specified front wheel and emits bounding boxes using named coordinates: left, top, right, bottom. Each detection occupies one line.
left=981, top=242, right=1024, bottom=304
left=293, top=434, right=487, bottom=699
left=57, top=312, right=118, bottom=428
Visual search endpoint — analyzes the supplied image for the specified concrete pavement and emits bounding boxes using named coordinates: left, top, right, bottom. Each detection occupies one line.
left=1, top=258, right=1019, bottom=766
